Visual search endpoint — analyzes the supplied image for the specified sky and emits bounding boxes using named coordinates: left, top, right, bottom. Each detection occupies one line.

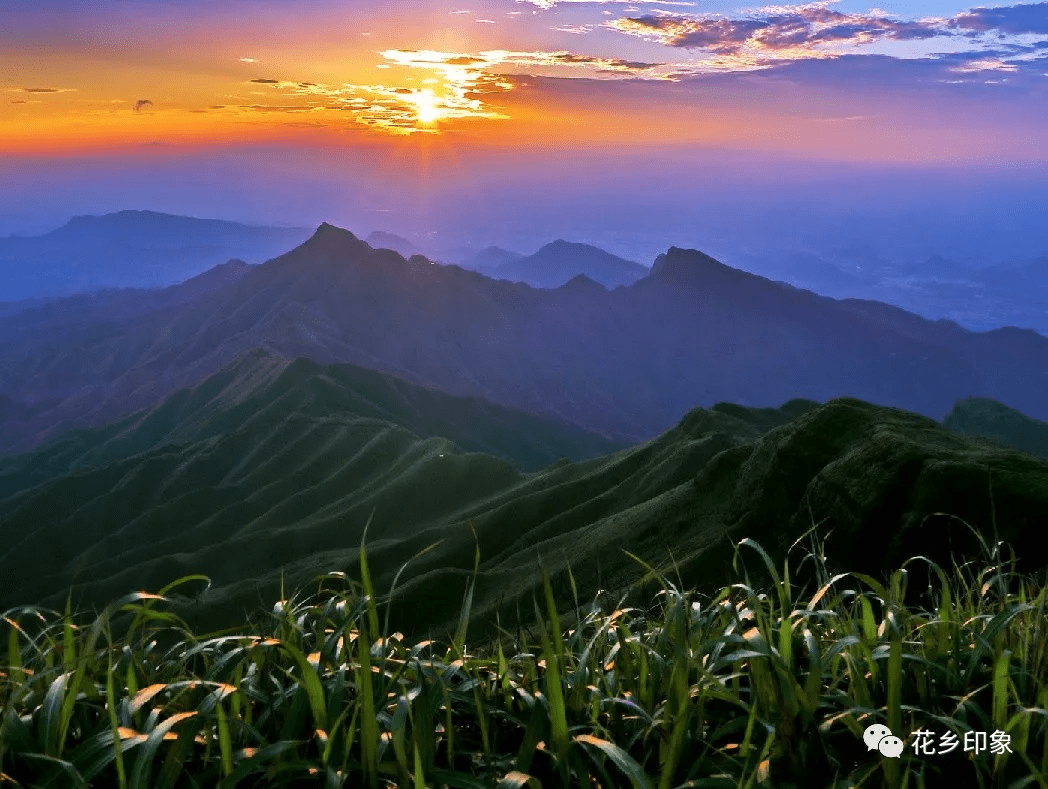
left=2, top=0, right=1048, bottom=261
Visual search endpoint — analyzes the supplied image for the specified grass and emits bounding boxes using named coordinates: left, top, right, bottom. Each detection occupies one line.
left=1, top=522, right=1046, bottom=788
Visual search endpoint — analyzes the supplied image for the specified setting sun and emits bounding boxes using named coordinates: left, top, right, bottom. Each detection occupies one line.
left=409, top=88, right=444, bottom=125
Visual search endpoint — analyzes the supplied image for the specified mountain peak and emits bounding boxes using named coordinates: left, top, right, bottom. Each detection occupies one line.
left=537, top=239, right=603, bottom=256
left=649, top=247, right=737, bottom=284
left=559, top=273, right=607, bottom=293
left=306, top=222, right=363, bottom=248
left=651, top=246, right=723, bottom=272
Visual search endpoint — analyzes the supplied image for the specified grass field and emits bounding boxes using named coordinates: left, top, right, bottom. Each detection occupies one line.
left=2, top=523, right=1046, bottom=788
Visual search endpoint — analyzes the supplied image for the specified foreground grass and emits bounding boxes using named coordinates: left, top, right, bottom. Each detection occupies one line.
left=2, top=524, right=1047, bottom=788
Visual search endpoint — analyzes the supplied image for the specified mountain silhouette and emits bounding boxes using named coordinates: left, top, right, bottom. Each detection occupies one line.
left=0, top=210, right=308, bottom=300
left=490, top=239, right=647, bottom=289
left=2, top=224, right=1048, bottom=457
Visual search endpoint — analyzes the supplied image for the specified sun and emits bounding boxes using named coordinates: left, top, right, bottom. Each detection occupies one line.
left=409, top=88, right=445, bottom=125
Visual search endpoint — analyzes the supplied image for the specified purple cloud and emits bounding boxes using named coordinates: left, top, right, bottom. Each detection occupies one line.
left=613, top=8, right=943, bottom=53
left=952, top=3, right=1048, bottom=35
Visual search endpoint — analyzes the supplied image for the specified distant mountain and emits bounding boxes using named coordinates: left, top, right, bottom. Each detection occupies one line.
left=944, top=397, right=1048, bottom=460
left=490, top=239, right=647, bottom=289
left=4, top=225, right=1048, bottom=456
left=365, top=231, right=423, bottom=259
left=747, top=246, right=1048, bottom=336
left=775, top=253, right=866, bottom=294
left=905, top=254, right=974, bottom=281
left=0, top=210, right=308, bottom=300
left=2, top=387, right=1046, bottom=642
left=460, top=246, right=523, bottom=272
left=0, top=259, right=252, bottom=340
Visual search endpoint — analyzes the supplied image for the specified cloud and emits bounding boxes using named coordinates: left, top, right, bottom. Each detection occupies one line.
left=246, top=104, right=313, bottom=112
left=951, top=57, right=1019, bottom=72
left=22, top=87, right=60, bottom=93
left=519, top=0, right=695, bottom=7
left=610, top=7, right=943, bottom=55
left=133, top=99, right=153, bottom=112
left=952, top=3, right=1048, bottom=35
left=250, top=78, right=280, bottom=84
left=553, top=24, right=597, bottom=34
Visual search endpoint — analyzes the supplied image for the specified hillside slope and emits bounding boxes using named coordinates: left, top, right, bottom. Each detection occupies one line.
left=2, top=366, right=1045, bottom=641
left=943, top=396, right=1048, bottom=459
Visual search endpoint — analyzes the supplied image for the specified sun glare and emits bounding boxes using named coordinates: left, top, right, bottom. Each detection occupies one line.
left=409, top=89, right=444, bottom=125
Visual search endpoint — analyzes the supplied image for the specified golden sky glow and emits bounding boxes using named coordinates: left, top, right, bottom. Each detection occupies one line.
left=2, top=0, right=1047, bottom=162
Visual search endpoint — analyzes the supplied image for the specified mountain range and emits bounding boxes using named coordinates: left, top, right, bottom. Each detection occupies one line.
left=2, top=216, right=1048, bottom=642
left=2, top=348, right=1045, bottom=641
left=2, top=222, right=1048, bottom=457
left=748, top=247, right=1048, bottom=337
left=366, top=232, right=642, bottom=289
left=477, top=239, right=647, bottom=289
left=0, top=210, right=308, bottom=301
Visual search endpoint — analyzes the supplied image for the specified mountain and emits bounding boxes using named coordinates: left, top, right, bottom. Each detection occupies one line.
left=944, top=397, right=1048, bottom=460
left=365, top=231, right=423, bottom=259
left=0, top=210, right=308, bottom=300
left=460, top=246, right=523, bottom=272
left=3, top=226, right=1048, bottom=457
left=0, top=348, right=623, bottom=610
left=0, top=259, right=252, bottom=340
left=2, top=372, right=1046, bottom=642
left=746, top=246, right=1048, bottom=337
left=904, top=254, right=975, bottom=281
left=773, top=252, right=867, bottom=295
left=489, top=239, right=647, bottom=289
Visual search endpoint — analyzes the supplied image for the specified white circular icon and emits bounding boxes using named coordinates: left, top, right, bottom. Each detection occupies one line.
left=879, top=735, right=905, bottom=758
left=863, top=724, right=891, bottom=750
left=863, top=724, right=904, bottom=758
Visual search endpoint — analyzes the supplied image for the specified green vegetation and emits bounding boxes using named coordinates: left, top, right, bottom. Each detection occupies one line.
left=944, top=397, right=1048, bottom=461
left=3, top=525, right=1046, bottom=788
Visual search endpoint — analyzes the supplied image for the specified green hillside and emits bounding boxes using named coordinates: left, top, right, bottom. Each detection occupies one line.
left=0, top=350, right=625, bottom=612
left=3, top=355, right=1047, bottom=645
left=943, top=396, right=1048, bottom=459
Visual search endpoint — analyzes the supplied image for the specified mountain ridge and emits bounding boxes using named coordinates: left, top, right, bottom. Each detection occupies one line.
left=2, top=223, right=1048, bottom=457
left=2, top=357, right=1045, bottom=642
